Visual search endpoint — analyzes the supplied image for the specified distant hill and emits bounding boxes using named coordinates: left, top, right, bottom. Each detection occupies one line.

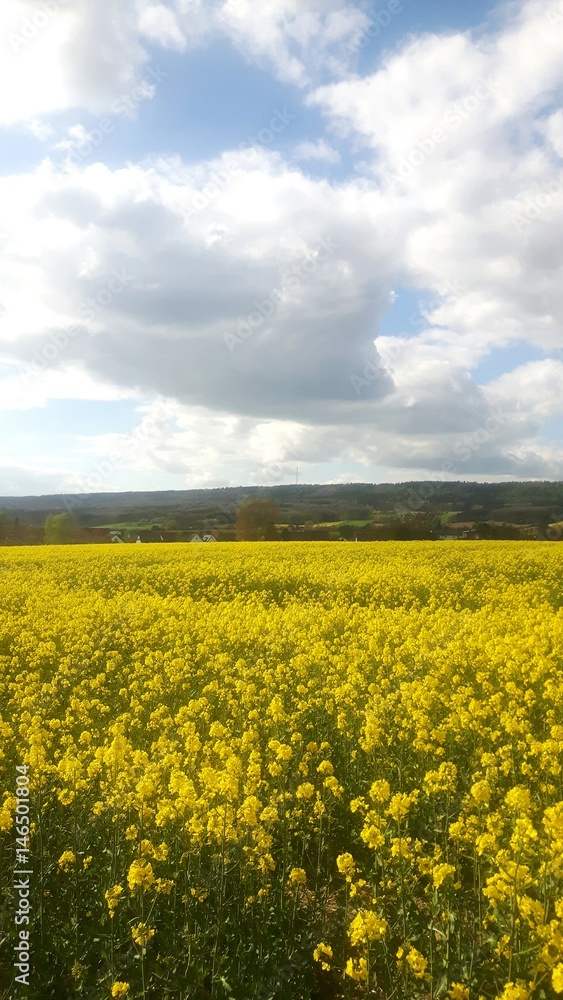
left=1, top=480, right=562, bottom=530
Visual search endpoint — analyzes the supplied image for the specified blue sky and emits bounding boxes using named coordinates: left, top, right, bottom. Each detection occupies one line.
left=0, top=0, right=562, bottom=495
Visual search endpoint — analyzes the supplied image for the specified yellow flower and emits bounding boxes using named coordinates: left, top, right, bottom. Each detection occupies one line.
left=406, top=947, right=428, bottom=979
left=348, top=909, right=388, bottom=946
left=552, top=964, right=563, bottom=994
left=238, top=795, right=261, bottom=826
left=313, top=942, right=333, bottom=970
left=288, top=867, right=306, bottom=884
left=71, top=961, right=85, bottom=981
left=497, top=983, right=530, bottom=1000
left=127, top=859, right=155, bottom=892
left=0, top=806, right=13, bottom=832
left=505, top=786, right=532, bottom=813
left=257, top=853, right=275, bottom=873
left=424, top=762, right=457, bottom=795
left=471, top=779, right=491, bottom=804
left=386, top=791, right=418, bottom=822
left=345, top=957, right=368, bottom=982
left=259, top=804, right=279, bottom=823
left=449, top=984, right=469, bottom=999
left=131, top=922, right=155, bottom=947
left=189, top=887, right=208, bottom=903
left=432, top=862, right=456, bottom=888
left=295, top=781, right=315, bottom=800
left=6, top=522, right=563, bottom=998
left=58, top=851, right=77, bottom=872
left=153, top=841, right=169, bottom=861
left=155, top=877, right=174, bottom=894
left=111, top=983, right=130, bottom=998
left=336, top=852, right=356, bottom=881
left=323, top=775, right=342, bottom=796
left=369, top=779, right=391, bottom=803
left=349, top=878, right=367, bottom=899
left=361, top=823, right=385, bottom=850
left=349, top=797, right=367, bottom=815
left=104, top=884, right=123, bottom=917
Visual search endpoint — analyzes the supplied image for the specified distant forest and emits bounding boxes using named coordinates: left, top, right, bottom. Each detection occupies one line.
left=1, top=480, right=563, bottom=544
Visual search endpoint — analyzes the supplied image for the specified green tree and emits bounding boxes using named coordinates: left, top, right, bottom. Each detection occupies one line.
left=0, top=510, right=7, bottom=545
left=44, top=513, right=78, bottom=544
left=235, top=498, right=280, bottom=541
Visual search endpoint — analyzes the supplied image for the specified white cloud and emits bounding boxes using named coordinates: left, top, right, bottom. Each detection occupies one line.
left=1, top=0, right=562, bottom=486
left=59, top=401, right=313, bottom=493
left=292, top=139, right=341, bottom=164
left=138, top=1, right=186, bottom=51
left=24, top=118, right=55, bottom=141
left=0, top=0, right=369, bottom=128
left=0, top=464, right=69, bottom=497
left=0, top=152, right=395, bottom=425
left=541, top=109, right=563, bottom=158
left=309, top=1, right=563, bottom=355
left=485, top=360, right=563, bottom=420
left=0, top=0, right=152, bottom=125
left=209, top=0, right=370, bottom=86
left=0, top=365, right=136, bottom=410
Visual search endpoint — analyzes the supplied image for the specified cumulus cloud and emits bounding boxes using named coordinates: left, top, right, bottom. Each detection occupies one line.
left=0, top=0, right=368, bottom=128
left=1, top=0, right=562, bottom=487
left=0, top=464, right=69, bottom=496
left=0, top=366, right=136, bottom=410
left=0, top=0, right=152, bottom=124
left=310, top=0, right=563, bottom=368
left=0, top=151, right=395, bottom=424
left=207, top=0, right=370, bottom=86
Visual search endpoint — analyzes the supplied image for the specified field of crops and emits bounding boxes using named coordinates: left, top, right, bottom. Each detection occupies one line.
left=1, top=542, right=563, bottom=1000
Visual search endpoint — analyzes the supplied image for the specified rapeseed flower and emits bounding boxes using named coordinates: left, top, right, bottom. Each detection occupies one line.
left=2, top=540, right=563, bottom=996
left=131, top=923, right=155, bottom=946
left=313, top=942, right=333, bottom=970
left=111, top=984, right=130, bottom=998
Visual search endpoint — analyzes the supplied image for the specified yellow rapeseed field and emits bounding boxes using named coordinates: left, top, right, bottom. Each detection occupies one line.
left=1, top=541, right=563, bottom=999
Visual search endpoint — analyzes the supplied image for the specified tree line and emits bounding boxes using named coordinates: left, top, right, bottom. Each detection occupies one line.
left=0, top=498, right=560, bottom=545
